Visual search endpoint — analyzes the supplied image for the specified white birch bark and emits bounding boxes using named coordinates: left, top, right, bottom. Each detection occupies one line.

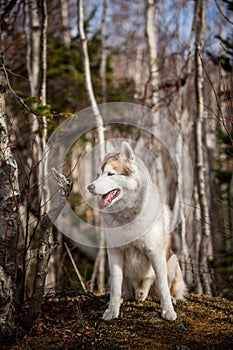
left=60, top=0, right=71, bottom=49
left=26, top=0, right=49, bottom=209
left=26, top=0, right=43, bottom=197
left=174, top=124, right=190, bottom=276
left=40, top=0, right=48, bottom=152
left=78, top=0, right=105, bottom=159
left=146, top=0, right=159, bottom=110
left=27, top=0, right=42, bottom=176
left=194, top=0, right=212, bottom=295
left=39, top=0, right=55, bottom=290
left=172, top=20, right=195, bottom=287
left=0, top=70, right=19, bottom=336
left=146, top=0, right=164, bottom=187
left=194, top=184, right=204, bottom=294
left=134, top=48, right=143, bottom=100
left=26, top=0, right=55, bottom=292
left=20, top=170, right=72, bottom=332
left=27, top=0, right=40, bottom=98
left=40, top=0, right=49, bottom=212
left=99, top=0, right=108, bottom=104
left=78, top=0, right=105, bottom=292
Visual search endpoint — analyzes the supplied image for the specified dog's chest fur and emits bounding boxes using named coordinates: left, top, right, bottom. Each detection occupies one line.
left=120, top=241, right=152, bottom=279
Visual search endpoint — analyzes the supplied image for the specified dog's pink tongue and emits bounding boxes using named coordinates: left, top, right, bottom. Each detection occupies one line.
left=98, top=197, right=105, bottom=209
left=98, top=191, right=114, bottom=209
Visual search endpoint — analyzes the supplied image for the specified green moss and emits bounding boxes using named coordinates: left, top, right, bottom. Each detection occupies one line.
left=7, top=293, right=233, bottom=350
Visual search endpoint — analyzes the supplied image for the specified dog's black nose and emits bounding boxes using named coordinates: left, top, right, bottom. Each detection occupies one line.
left=87, top=184, right=95, bottom=193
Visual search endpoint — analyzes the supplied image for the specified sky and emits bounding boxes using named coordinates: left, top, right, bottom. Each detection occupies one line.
left=70, top=0, right=231, bottom=58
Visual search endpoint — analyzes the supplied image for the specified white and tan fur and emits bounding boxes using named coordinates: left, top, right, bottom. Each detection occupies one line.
left=87, top=141, right=186, bottom=321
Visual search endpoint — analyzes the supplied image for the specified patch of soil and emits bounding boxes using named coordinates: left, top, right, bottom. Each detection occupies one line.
left=7, top=293, right=233, bottom=349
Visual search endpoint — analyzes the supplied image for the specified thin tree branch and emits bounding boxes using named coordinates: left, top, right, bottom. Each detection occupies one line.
left=64, top=242, right=87, bottom=292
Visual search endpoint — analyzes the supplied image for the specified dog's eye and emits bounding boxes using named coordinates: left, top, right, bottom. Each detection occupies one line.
left=107, top=172, right=115, bottom=176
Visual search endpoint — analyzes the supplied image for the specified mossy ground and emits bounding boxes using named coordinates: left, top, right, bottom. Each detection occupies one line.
left=7, top=293, right=233, bottom=350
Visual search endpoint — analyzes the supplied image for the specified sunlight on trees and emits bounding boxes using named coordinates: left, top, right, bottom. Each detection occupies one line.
left=0, top=0, right=233, bottom=342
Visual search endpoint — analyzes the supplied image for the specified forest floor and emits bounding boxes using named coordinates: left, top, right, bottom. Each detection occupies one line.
left=6, top=292, right=233, bottom=350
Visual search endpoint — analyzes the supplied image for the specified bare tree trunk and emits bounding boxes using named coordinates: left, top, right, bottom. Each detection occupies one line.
left=26, top=0, right=43, bottom=212
left=175, top=129, right=190, bottom=273
left=20, top=170, right=72, bottom=332
left=60, top=0, right=71, bottom=49
left=39, top=0, right=49, bottom=214
left=39, top=0, right=55, bottom=290
left=27, top=0, right=48, bottom=167
left=146, top=0, right=164, bottom=189
left=26, top=0, right=48, bottom=164
left=99, top=0, right=108, bottom=104
left=194, top=184, right=204, bottom=294
left=40, top=0, right=48, bottom=151
left=194, top=0, right=212, bottom=296
left=25, top=0, right=56, bottom=294
left=77, top=0, right=105, bottom=154
left=146, top=0, right=159, bottom=110
left=0, top=67, right=19, bottom=337
left=27, top=0, right=40, bottom=98
left=22, top=17, right=36, bottom=296
left=26, top=0, right=43, bottom=207
left=173, top=26, right=194, bottom=288
left=78, top=0, right=105, bottom=292
left=134, top=48, right=143, bottom=100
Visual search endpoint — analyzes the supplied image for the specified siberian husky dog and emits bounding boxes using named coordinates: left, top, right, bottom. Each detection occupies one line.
left=87, top=141, right=186, bottom=321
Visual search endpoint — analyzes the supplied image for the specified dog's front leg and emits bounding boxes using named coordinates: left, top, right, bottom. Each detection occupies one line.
left=103, top=248, right=123, bottom=321
left=149, top=251, right=177, bottom=321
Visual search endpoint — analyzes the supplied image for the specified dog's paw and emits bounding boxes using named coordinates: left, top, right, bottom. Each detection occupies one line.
left=102, top=306, right=119, bottom=321
left=162, top=309, right=177, bottom=321
left=135, top=289, right=147, bottom=302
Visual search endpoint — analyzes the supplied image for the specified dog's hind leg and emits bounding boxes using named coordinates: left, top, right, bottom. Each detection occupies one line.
left=167, top=254, right=187, bottom=302
left=134, top=276, right=154, bottom=302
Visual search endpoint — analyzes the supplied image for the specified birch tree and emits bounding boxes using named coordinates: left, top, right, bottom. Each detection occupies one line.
left=0, top=66, right=19, bottom=337
left=172, top=4, right=196, bottom=287
left=26, top=0, right=48, bottom=169
left=146, top=0, right=165, bottom=194
left=20, top=170, right=73, bottom=332
left=40, top=0, right=48, bottom=152
left=146, top=0, right=160, bottom=111
left=193, top=0, right=212, bottom=295
left=39, top=0, right=56, bottom=289
left=60, top=0, right=71, bottom=49
left=99, top=0, right=108, bottom=104
left=24, top=0, right=56, bottom=298
left=78, top=0, right=105, bottom=292
left=24, top=0, right=44, bottom=227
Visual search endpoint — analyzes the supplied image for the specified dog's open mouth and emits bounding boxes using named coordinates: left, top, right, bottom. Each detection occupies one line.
left=98, top=189, right=120, bottom=209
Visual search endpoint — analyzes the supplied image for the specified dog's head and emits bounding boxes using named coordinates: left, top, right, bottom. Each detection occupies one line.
left=87, top=142, right=139, bottom=210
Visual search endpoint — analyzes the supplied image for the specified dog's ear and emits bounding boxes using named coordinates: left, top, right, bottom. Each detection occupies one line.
left=120, top=142, right=135, bottom=161
left=106, top=141, right=116, bottom=154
